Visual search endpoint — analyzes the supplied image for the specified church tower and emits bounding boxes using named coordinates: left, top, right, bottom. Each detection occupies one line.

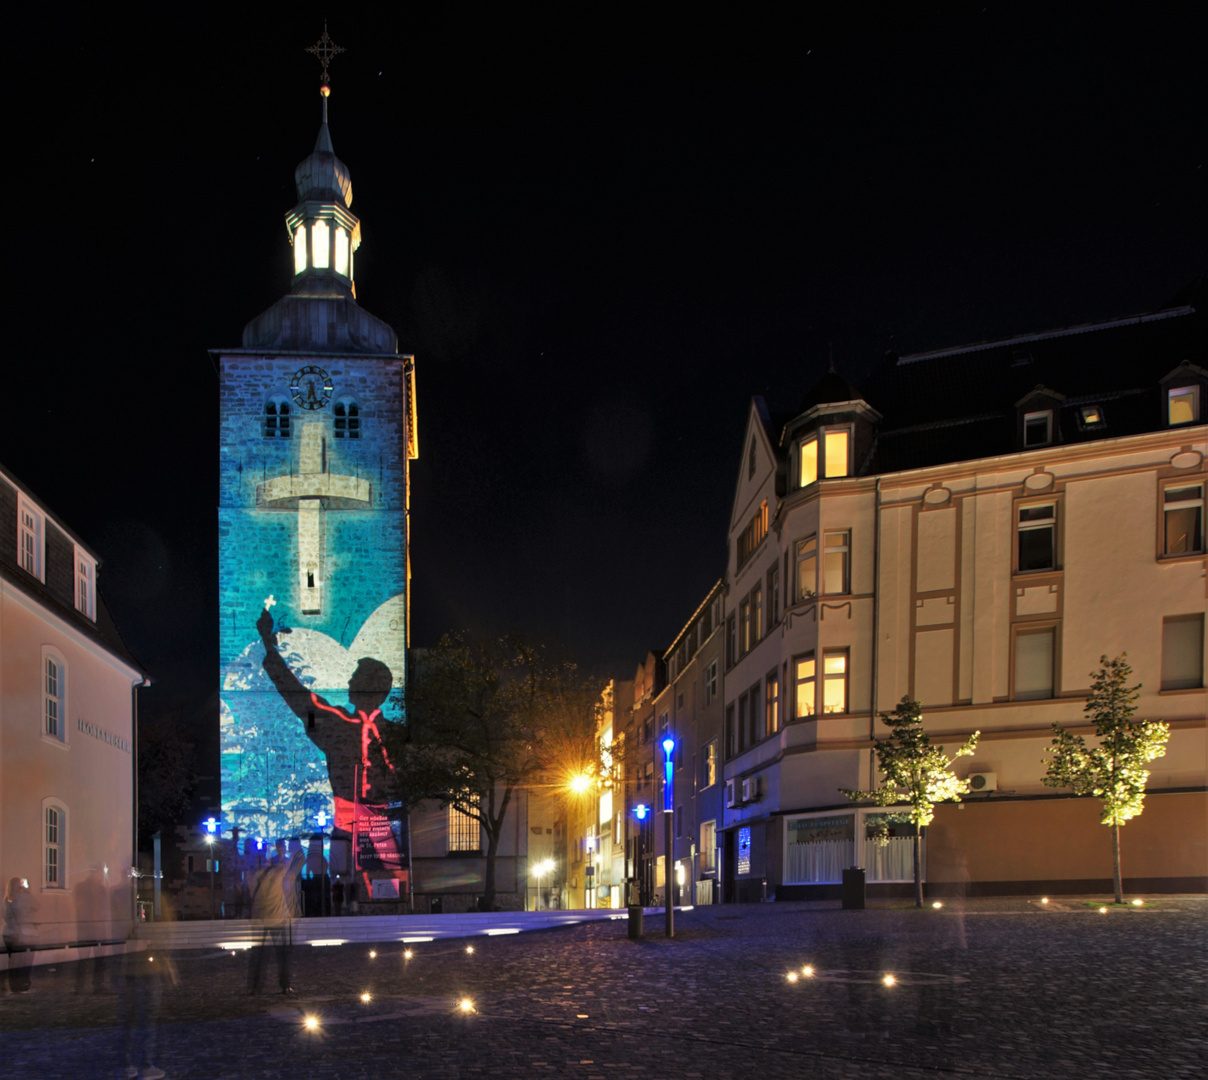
left=216, top=39, right=416, bottom=901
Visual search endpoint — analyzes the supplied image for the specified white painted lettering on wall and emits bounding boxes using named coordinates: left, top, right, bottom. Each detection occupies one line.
left=77, top=717, right=131, bottom=753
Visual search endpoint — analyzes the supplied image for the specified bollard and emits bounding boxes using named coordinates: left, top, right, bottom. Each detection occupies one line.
left=841, top=866, right=866, bottom=910
left=627, top=904, right=644, bottom=939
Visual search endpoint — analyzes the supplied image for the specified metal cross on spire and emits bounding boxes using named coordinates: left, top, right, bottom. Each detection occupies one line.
left=306, top=22, right=345, bottom=85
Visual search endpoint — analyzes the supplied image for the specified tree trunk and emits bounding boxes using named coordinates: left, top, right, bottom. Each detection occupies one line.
left=1112, top=821, right=1123, bottom=904
left=913, top=830, right=923, bottom=908
left=482, top=827, right=499, bottom=910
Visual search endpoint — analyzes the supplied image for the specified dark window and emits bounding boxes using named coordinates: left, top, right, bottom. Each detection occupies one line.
left=1018, top=504, right=1056, bottom=571
left=725, top=704, right=735, bottom=759
left=1163, top=484, right=1204, bottom=555
left=264, top=400, right=291, bottom=438
left=1023, top=411, right=1052, bottom=447
left=334, top=401, right=361, bottom=439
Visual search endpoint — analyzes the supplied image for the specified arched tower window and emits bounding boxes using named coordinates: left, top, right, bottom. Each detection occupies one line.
left=334, top=399, right=361, bottom=439
left=293, top=224, right=307, bottom=275
left=265, top=398, right=292, bottom=439
left=334, top=226, right=350, bottom=276
left=311, top=220, right=330, bottom=269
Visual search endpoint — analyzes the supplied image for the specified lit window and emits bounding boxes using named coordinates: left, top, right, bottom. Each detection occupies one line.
left=293, top=225, right=307, bottom=274
left=1018, top=504, right=1056, bottom=572
left=334, top=226, right=349, bottom=276
left=793, top=653, right=816, bottom=718
left=701, top=740, right=717, bottom=789
left=799, top=437, right=818, bottom=487
left=449, top=798, right=480, bottom=852
left=45, top=656, right=61, bottom=738
left=311, top=220, right=330, bottom=269
left=765, top=671, right=780, bottom=736
left=75, top=548, right=95, bottom=620
left=736, top=500, right=768, bottom=568
left=18, top=498, right=43, bottom=581
left=824, top=429, right=850, bottom=477
left=334, top=400, right=361, bottom=439
left=1078, top=405, right=1105, bottom=430
left=823, top=531, right=850, bottom=594
left=1163, top=484, right=1204, bottom=555
left=822, top=650, right=848, bottom=714
left=1014, top=627, right=1055, bottom=700
left=795, top=536, right=817, bottom=600
left=1168, top=386, right=1199, bottom=427
left=264, top=399, right=292, bottom=438
left=1161, top=615, right=1204, bottom=690
left=45, top=804, right=64, bottom=887
left=1024, top=411, right=1052, bottom=447
left=737, top=827, right=752, bottom=875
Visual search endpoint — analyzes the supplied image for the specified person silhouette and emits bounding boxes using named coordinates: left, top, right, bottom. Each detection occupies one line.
left=256, top=608, right=404, bottom=880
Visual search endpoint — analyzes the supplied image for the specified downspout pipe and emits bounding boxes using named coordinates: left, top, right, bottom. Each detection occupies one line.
left=869, top=478, right=881, bottom=789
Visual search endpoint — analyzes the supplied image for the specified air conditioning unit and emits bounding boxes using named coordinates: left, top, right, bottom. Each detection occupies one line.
left=742, top=776, right=759, bottom=803
left=725, top=779, right=738, bottom=808
left=967, top=771, right=997, bottom=794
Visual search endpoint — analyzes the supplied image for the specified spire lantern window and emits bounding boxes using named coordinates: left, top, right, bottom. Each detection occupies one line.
left=293, top=225, right=307, bottom=275
left=311, top=220, right=330, bottom=269
left=334, top=226, right=349, bottom=276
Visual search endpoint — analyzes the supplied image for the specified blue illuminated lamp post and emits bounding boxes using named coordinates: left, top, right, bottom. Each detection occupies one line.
left=203, top=817, right=219, bottom=920
left=633, top=803, right=649, bottom=907
left=662, top=736, right=675, bottom=939
left=315, top=810, right=330, bottom=916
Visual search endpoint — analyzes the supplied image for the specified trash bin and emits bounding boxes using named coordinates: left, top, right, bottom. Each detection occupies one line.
left=842, top=866, right=866, bottom=910
left=627, top=904, right=644, bottom=939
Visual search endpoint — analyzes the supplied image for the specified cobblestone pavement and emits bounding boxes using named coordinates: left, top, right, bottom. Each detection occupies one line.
left=2, top=896, right=1205, bottom=1079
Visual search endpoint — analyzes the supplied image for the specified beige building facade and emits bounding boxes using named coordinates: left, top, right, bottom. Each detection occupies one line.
left=721, top=292, right=1206, bottom=898
left=0, top=465, right=145, bottom=947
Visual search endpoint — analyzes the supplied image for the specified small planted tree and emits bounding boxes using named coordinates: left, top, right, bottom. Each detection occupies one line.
left=1042, top=655, right=1169, bottom=904
left=842, top=697, right=979, bottom=907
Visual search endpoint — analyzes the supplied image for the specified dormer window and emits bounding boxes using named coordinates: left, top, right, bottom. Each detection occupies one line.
left=1078, top=405, right=1105, bottom=430
left=293, top=225, right=307, bottom=274
left=74, top=546, right=96, bottom=620
left=798, top=427, right=850, bottom=488
left=1168, top=385, right=1200, bottom=426
left=311, top=220, right=330, bottom=269
left=18, top=496, right=43, bottom=581
left=334, top=226, right=350, bottom=276
left=1023, top=410, right=1052, bottom=447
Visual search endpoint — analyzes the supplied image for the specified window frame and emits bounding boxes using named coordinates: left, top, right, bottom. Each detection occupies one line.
left=700, top=819, right=717, bottom=872
left=1016, top=499, right=1059, bottom=574
left=767, top=562, right=781, bottom=628
left=1160, top=478, right=1205, bottom=558
left=1012, top=624, right=1058, bottom=701
left=1167, top=385, right=1200, bottom=427
left=43, top=798, right=67, bottom=890
left=264, top=396, right=292, bottom=439
left=792, top=652, right=816, bottom=719
left=823, top=530, right=851, bottom=595
left=765, top=669, right=780, bottom=737
left=794, top=535, right=818, bottom=602
left=1023, top=410, right=1053, bottom=448
left=1161, top=614, right=1204, bottom=691
left=448, top=797, right=481, bottom=854
left=41, top=646, right=68, bottom=746
left=821, top=648, right=849, bottom=715
left=74, top=545, right=96, bottom=620
left=823, top=427, right=852, bottom=479
left=701, top=739, right=718, bottom=789
left=703, top=660, right=718, bottom=707
left=17, top=494, right=45, bottom=582
left=333, top=397, right=362, bottom=440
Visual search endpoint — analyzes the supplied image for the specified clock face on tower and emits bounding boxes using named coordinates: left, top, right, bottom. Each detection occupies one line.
left=289, top=365, right=334, bottom=411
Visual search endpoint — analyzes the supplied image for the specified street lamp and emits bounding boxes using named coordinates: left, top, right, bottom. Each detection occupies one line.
left=662, top=737, right=675, bottom=939
left=203, top=817, right=219, bottom=920
left=315, top=809, right=330, bottom=917
left=633, top=804, right=650, bottom=907
left=533, top=857, right=554, bottom=910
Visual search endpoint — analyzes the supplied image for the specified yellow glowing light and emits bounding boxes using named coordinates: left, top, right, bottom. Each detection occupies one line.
left=466, top=945, right=475, bottom=954
left=932, top=901, right=943, bottom=909
left=334, top=226, right=349, bottom=276
left=404, top=949, right=413, bottom=959
left=459, top=998, right=475, bottom=1013
left=570, top=773, right=592, bottom=795
left=312, top=220, right=330, bottom=269
left=883, top=974, right=896, bottom=987
left=294, top=225, right=307, bottom=275
left=786, top=972, right=799, bottom=983
left=360, top=992, right=371, bottom=1003
left=1099, top=906, right=1108, bottom=914
left=304, top=1015, right=319, bottom=1031
left=1131, top=899, right=1143, bottom=906
left=369, top=950, right=377, bottom=959
left=1041, top=897, right=1049, bottom=904
left=802, top=965, right=814, bottom=977
left=148, top=956, right=154, bottom=962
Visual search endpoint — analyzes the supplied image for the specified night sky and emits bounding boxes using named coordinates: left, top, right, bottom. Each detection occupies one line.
left=7, top=6, right=1205, bottom=779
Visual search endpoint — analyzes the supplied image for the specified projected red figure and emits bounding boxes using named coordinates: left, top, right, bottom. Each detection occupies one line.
left=256, top=608, right=405, bottom=887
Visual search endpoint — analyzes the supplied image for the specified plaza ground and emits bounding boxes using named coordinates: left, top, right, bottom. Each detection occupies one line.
left=2, top=896, right=1205, bottom=1079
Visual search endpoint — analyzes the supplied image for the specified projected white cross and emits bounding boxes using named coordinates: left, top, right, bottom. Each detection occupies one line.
left=257, top=423, right=371, bottom=614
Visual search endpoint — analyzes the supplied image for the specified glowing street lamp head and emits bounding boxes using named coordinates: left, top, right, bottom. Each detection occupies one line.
left=203, top=816, right=218, bottom=835
left=662, top=737, right=675, bottom=758
left=634, top=804, right=649, bottom=821
left=570, top=773, right=592, bottom=795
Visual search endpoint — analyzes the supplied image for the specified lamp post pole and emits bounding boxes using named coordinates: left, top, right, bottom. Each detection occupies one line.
left=662, top=738, right=675, bottom=939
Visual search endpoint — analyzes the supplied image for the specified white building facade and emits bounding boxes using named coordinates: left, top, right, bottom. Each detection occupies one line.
left=722, top=292, right=1206, bottom=899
